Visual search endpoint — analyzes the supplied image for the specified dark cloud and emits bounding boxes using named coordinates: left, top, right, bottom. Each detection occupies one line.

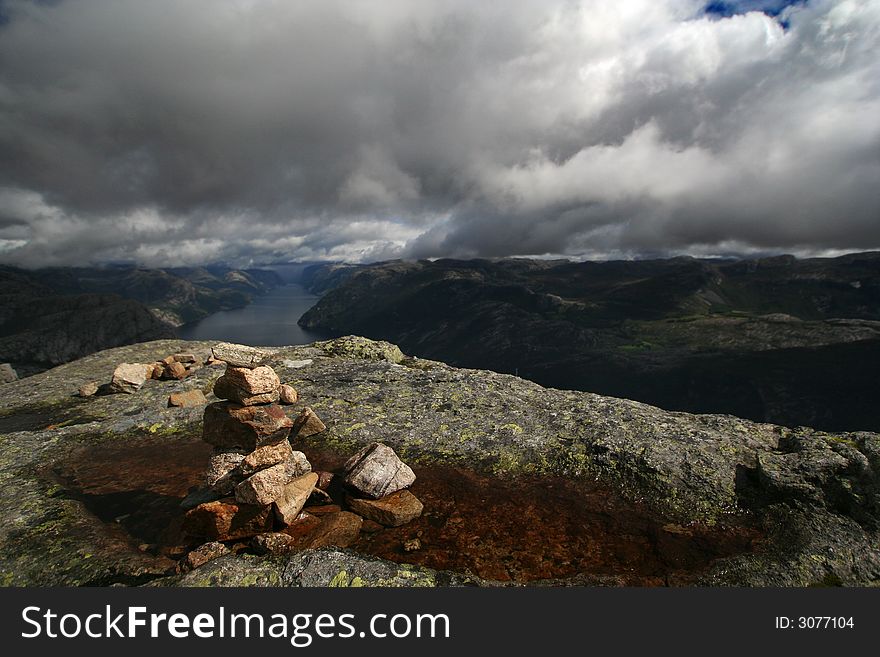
left=0, top=0, right=878, bottom=267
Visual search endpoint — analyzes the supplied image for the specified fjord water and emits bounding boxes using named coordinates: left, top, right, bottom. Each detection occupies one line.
left=177, top=282, right=328, bottom=346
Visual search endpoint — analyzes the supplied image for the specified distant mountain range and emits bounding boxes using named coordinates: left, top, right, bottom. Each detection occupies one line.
left=0, top=265, right=282, bottom=375
left=300, top=253, right=880, bottom=432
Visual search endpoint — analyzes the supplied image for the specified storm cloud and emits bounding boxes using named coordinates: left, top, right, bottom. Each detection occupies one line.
left=0, top=0, right=878, bottom=266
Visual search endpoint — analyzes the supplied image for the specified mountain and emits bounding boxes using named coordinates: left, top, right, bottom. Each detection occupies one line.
left=299, top=253, right=880, bottom=432
left=28, top=264, right=284, bottom=325
left=0, top=265, right=283, bottom=375
left=0, top=336, right=876, bottom=586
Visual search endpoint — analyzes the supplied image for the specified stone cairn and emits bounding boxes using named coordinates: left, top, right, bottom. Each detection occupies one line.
left=179, top=342, right=424, bottom=571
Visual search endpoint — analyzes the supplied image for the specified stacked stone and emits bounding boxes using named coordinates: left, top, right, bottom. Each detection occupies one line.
left=343, top=442, right=424, bottom=527
left=183, top=342, right=318, bottom=542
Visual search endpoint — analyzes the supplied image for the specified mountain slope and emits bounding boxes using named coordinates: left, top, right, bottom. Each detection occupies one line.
left=300, top=254, right=880, bottom=431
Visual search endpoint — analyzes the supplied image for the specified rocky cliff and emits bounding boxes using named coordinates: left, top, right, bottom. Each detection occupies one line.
left=0, top=336, right=877, bottom=587
left=300, top=254, right=880, bottom=431
left=0, top=265, right=283, bottom=375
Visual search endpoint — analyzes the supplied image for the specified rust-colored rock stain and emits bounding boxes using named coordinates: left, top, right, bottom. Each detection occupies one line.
left=53, top=435, right=763, bottom=585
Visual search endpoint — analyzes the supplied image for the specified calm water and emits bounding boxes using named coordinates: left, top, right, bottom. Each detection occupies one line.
left=177, top=283, right=329, bottom=346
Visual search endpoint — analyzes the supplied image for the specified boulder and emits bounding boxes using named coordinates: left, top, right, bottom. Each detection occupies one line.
left=273, top=472, right=319, bottom=525
left=178, top=541, right=230, bottom=573
left=202, top=402, right=293, bottom=451
left=110, top=362, right=153, bottom=394
left=347, top=490, right=424, bottom=527
left=239, top=440, right=293, bottom=476
left=292, top=406, right=326, bottom=439
left=279, top=384, right=298, bottom=405
left=302, top=511, right=363, bottom=549
left=343, top=442, right=416, bottom=499
left=211, top=342, right=271, bottom=368
left=205, top=452, right=246, bottom=495
left=77, top=381, right=99, bottom=397
left=168, top=389, right=208, bottom=408
left=0, top=363, right=17, bottom=384
left=183, top=499, right=274, bottom=541
left=213, top=369, right=281, bottom=406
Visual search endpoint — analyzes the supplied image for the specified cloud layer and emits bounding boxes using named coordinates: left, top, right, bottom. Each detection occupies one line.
left=0, top=0, right=878, bottom=266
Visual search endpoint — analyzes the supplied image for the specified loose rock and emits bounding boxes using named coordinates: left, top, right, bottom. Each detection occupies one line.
left=213, top=370, right=281, bottom=406
left=163, top=361, right=188, bottom=380
left=179, top=541, right=230, bottom=573
left=239, top=441, right=293, bottom=476
left=110, top=362, right=153, bottom=394
left=292, top=406, right=326, bottom=439
left=168, top=389, right=208, bottom=408
left=251, top=532, right=296, bottom=556
left=211, top=342, right=272, bottom=368
left=279, top=384, right=298, bottom=404
left=303, top=511, right=363, bottom=549
left=347, top=490, right=424, bottom=527
left=183, top=499, right=274, bottom=541
left=202, top=402, right=293, bottom=451
left=224, top=365, right=280, bottom=395
left=235, top=462, right=296, bottom=506
left=205, top=452, right=246, bottom=495
left=305, top=504, right=342, bottom=516
left=77, top=381, right=99, bottom=397
left=173, top=353, right=197, bottom=364
left=273, top=472, right=319, bottom=525
left=343, top=442, right=416, bottom=499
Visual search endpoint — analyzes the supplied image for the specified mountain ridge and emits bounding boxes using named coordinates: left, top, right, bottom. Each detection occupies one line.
left=299, top=253, right=880, bottom=431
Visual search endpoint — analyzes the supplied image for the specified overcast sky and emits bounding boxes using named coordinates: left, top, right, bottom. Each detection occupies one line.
left=0, top=0, right=878, bottom=267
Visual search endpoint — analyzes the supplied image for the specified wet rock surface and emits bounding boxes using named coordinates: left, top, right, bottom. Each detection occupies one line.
left=0, top=336, right=878, bottom=586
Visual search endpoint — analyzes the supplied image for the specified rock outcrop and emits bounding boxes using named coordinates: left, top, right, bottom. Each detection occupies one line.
left=0, top=336, right=877, bottom=587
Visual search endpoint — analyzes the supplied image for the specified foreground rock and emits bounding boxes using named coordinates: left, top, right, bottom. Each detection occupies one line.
left=347, top=490, right=424, bottom=527
left=302, top=511, right=363, bottom=549
left=183, top=499, right=274, bottom=541
left=279, top=384, right=298, bottom=405
left=179, top=542, right=230, bottom=573
left=292, top=406, right=326, bottom=438
left=343, top=442, right=416, bottom=499
left=202, top=402, right=294, bottom=451
left=110, top=362, right=153, bottom=394
left=77, top=381, right=99, bottom=397
left=2, top=336, right=879, bottom=586
left=211, top=342, right=271, bottom=368
left=214, top=365, right=281, bottom=406
left=235, top=461, right=307, bottom=506
left=273, top=473, right=319, bottom=525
